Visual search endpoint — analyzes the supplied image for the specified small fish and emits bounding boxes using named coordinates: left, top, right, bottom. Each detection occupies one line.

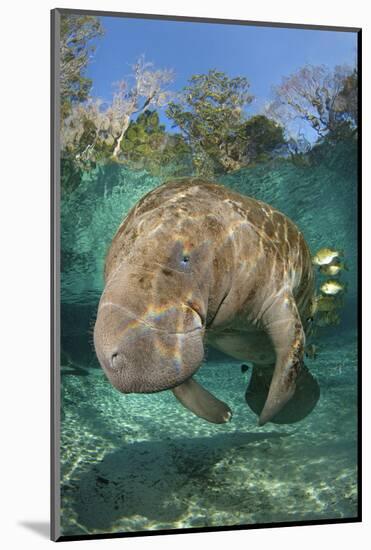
left=315, top=295, right=342, bottom=312
left=316, top=310, right=341, bottom=327
left=312, top=248, right=343, bottom=266
left=319, top=261, right=348, bottom=276
left=320, top=279, right=347, bottom=296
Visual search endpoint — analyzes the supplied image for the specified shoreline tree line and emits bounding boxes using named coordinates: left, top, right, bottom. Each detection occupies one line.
left=60, top=15, right=358, bottom=192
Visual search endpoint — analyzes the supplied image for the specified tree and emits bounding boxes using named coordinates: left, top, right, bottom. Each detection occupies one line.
left=111, top=57, right=174, bottom=158
left=60, top=14, right=103, bottom=119
left=337, top=69, right=358, bottom=125
left=159, top=133, right=193, bottom=175
left=61, top=97, right=108, bottom=164
left=325, top=68, right=358, bottom=142
left=266, top=64, right=357, bottom=143
left=166, top=70, right=254, bottom=175
left=119, top=111, right=193, bottom=175
left=120, top=110, right=166, bottom=166
left=228, top=115, right=286, bottom=165
left=61, top=57, right=174, bottom=165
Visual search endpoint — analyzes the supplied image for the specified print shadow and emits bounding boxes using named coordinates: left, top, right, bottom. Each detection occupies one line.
left=68, top=430, right=288, bottom=534
left=18, top=521, right=50, bottom=539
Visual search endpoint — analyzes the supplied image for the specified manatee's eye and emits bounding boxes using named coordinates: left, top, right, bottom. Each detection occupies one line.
left=182, top=255, right=190, bottom=264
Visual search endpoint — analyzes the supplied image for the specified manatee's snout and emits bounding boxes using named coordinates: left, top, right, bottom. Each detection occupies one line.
left=94, top=299, right=205, bottom=394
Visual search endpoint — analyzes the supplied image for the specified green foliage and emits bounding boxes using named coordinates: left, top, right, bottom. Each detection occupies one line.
left=241, top=116, right=286, bottom=160
left=308, top=131, right=358, bottom=173
left=120, top=110, right=166, bottom=161
left=119, top=110, right=193, bottom=176
left=167, top=70, right=254, bottom=176
left=78, top=117, right=97, bottom=154
left=224, top=115, right=286, bottom=168
left=159, top=134, right=193, bottom=176
left=60, top=51, right=357, bottom=192
left=323, top=69, right=358, bottom=144
left=337, top=69, right=358, bottom=125
left=60, top=15, right=103, bottom=119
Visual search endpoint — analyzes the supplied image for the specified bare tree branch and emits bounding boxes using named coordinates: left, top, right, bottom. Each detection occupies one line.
left=61, top=56, right=174, bottom=163
left=265, top=64, right=356, bottom=144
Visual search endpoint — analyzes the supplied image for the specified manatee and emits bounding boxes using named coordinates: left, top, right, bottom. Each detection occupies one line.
left=94, top=178, right=320, bottom=426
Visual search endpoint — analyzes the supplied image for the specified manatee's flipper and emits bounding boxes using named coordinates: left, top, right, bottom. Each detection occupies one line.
left=172, top=378, right=232, bottom=424
left=245, top=363, right=320, bottom=424
left=259, top=292, right=309, bottom=426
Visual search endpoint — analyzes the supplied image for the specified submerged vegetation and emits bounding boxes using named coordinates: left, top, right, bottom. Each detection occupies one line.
left=60, top=14, right=358, bottom=192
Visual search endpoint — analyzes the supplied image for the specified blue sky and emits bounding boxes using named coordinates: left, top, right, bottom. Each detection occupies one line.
left=86, top=16, right=357, bottom=131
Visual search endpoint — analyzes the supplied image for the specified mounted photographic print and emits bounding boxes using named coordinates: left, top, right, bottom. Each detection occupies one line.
left=51, top=8, right=361, bottom=542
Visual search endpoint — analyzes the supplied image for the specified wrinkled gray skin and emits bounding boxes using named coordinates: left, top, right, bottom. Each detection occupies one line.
left=94, top=179, right=319, bottom=426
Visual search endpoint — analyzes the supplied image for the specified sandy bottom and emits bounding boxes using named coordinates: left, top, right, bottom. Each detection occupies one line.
left=60, top=331, right=358, bottom=536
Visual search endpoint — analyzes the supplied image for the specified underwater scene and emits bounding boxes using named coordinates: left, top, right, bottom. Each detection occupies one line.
left=57, top=12, right=359, bottom=538
left=60, top=140, right=358, bottom=536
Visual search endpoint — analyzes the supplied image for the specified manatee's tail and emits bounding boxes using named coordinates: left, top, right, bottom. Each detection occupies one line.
left=245, top=363, right=320, bottom=425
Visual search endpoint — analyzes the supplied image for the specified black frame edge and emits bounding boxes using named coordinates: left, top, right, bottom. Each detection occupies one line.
left=356, top=27, right=362, bottom=523
left=57, top=517, right=361, bottom=542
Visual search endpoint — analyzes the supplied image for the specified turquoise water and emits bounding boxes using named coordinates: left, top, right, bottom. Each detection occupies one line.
left=60, top=139, right=358, bottom=536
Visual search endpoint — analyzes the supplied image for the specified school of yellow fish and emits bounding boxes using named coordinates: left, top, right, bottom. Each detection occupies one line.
left=310, top=247, right=348, bottom=331
left=304, top=247, right=348, bottom=360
